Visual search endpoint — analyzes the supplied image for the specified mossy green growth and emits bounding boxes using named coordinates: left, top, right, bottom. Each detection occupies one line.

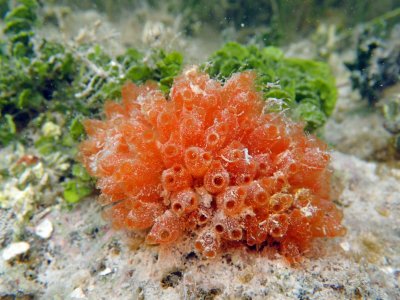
left=205, top=42, right=337, bottom=132
left=0, top=1, right=184, bottom=204
left=0, top=114, right=17, bottom=145
left=346, top=8, right=400, bottom=104
left=1, top=1, right=184, bottom=147
left=0, top=0, right=69, bottom=146
left=0, top=0, right=9, bottom=18
left=3, top=0, right=37, bottom=57
left=383, top=97, right=400, bottom=155
left=89, top=46, right=183, bottom=102
left=63, top=164, right=93, bottom=204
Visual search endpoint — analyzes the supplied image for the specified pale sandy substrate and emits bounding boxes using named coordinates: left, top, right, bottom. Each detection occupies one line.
left=323, top=73, right=393, bottom=161
left=1, top=151, right=399, bottom=300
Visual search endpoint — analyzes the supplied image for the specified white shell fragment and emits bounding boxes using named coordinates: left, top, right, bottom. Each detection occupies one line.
left=98, top=267, right=112, bottom=276
left=35, top=218, right=53, bottom=239
left=70, top=287, right=87, bottom=299
left=340, top=241, right=351, bottom=252
left=2, top=242, right=30, bottom=261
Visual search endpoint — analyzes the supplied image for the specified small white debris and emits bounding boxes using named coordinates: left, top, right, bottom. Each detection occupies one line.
left=35, top=218, right=53, bottom=239
left=380, top=266, right=395, bottom=275
left=98, top=267, right=112, bottom=276
left=190, top=82, right=205, bottom=95
left=142, top=21, right=164, bottom=45
left=258, top=220, right=267, bottom=226
left=2, top=242, right=30, bottom=261
left=220, top=154, right=234, bottom=163
left=42, top=121, right=61, bottom=138
left=243, top=148, right=252, bottom=164
left=195, top=187, right=213, bottom=208
left=340, top=241, right=351, bottom=252
left=87, top=284, right=95, bottom=292
left=266, top=81, right=281, bottom=89
left=184, top=66, right=198, bottom=77
left=300, top=204, right=316, bottom=217
left=70, top=287, right=87, bottom=299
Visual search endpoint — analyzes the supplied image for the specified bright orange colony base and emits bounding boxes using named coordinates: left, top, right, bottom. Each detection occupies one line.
left=79, top=67, right=345, bottom=263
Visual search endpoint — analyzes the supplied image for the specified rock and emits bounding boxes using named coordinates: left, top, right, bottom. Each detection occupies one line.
left=2, top=242, right=30, bottom=261
left=35, top=219, right=53, bottom=239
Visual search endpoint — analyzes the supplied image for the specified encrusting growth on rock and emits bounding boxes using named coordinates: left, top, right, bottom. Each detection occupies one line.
left=79, top=67, right=345, bottom=263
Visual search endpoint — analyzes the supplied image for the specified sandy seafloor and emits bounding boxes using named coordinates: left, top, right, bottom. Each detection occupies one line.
left=1, top=6, right=400, bottom=300
left=2, top=150, right=400, bottom=300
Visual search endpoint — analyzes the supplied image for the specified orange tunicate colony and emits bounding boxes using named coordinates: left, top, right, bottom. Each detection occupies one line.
left=79, top=67, right=346, bottom=263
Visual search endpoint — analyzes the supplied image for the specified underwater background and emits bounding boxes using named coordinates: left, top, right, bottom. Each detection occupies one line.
left=1, top=1, right=400, bottom=299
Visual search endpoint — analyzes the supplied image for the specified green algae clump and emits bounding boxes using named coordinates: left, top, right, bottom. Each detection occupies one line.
left=205, top=42, right=337, bottom=132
